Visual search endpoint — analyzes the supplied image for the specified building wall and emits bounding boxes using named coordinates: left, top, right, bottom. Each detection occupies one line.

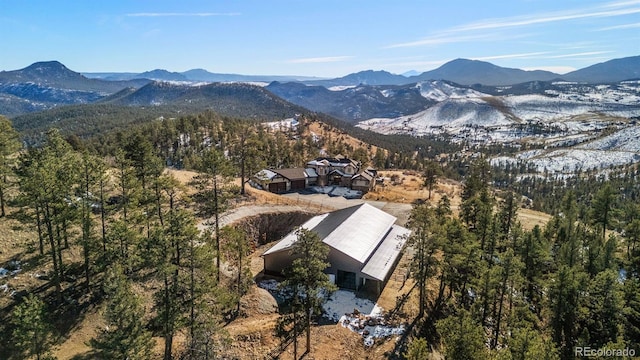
left=351, top=178, right=372, bottom=192
left=264, top=242, right=392, bottom=295
left=264, top=251, right=297, bottom=275
left=325, top=248, right=369, bottom=290
left=343, top=164, right=357, bottom=175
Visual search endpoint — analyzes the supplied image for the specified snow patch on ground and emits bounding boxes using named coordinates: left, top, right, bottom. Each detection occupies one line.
left=322, top=290, right=376, bottom=322
left=258, top=281, right=405, bottom=346
left=324, top=290, right=405, bottom=347
left=262, top=118, right=299, bottom=131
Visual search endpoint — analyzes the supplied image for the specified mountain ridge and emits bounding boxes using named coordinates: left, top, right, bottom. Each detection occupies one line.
left=1, top=55, right=639, bottom=119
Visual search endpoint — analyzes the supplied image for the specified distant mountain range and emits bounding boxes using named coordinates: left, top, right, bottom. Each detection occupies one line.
left=83, top=69, right=323, bottom=83
left=65, top=55, right=640, bottom=86
left=1, top=55, right=639, bottom=121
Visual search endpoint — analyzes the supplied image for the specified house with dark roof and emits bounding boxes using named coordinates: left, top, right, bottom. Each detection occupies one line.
left=252, top=168, right=318, bottom=193
left=262, top=203, right=410, bottom=295
left=252, top=156, right=377, bottom=194
left=306, top=156, right=360, bottom=187
left=351, top=170, right=376, bottom=192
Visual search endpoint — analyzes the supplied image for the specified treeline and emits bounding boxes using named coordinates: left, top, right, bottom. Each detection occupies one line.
left=492, top=160, right=640, bottom=218
left=405, top=159, right=640, bottom=360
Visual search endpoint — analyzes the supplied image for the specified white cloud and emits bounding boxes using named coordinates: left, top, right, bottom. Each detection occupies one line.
left=287, top=56, right=354, bottom=64
left=544, top=51, right=614, bottom=59
left=472, top=52, right=549, bottom=61
left=386, top=33, right=492, bottom=49
left=126, top=12, right=240, bottom=17
left=451, top=2, right=640, bottom=32
left=597, top=22, right=640, bottom=30
left=387, top=1, right=640, bottom=49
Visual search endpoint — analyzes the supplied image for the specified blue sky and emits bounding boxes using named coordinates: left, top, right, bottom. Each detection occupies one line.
left=1, top=0, right=639, bottom=77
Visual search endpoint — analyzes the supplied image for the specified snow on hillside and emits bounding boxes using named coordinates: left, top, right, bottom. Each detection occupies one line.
left=328, top=85, right=356, bottom=91
left=358, top=97, right=510, bottom=136
left=547, top=81, right=640, bottom=105
left=502, top=94, right=601, bottom=121
left=416, top=80, right=488, bottom=102
left=577, top=126, right=640, bottom=152
left=492, top=148, right=640, bottom=174
left=491, top=123, right=640, bottom=175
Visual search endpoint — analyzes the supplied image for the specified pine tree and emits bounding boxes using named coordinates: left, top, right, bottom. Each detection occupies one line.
left=404, top=337, right=429, bottom=360
left=423, top=160, right=441, bottom=200
left=91, top=265, right=154, bottom=360
left=183, top=230, right=229, bottom=360
left=590, top=183, right=617, bottom=242
left=436, top=309, right=487, bottom=360
left=622, top=277, right=640, bottom=351
left=408, top=204, right=439, bottom=317
left=11, top=294, right=57, bottom=360
left=195, top=147, right=236, bottom=284
left=220, top=226, right=251, bottom=316
left=79, top=152, right=105, bottom=292
left=282, top=228, right=337, bottom=357
left=582, top=269, right=624, bottom=348
left=16, top=129, right=81, bottom=301
left=507, top=326, right=559, bottom=360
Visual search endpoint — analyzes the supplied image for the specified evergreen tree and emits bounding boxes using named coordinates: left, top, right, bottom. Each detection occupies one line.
left=282, top=228, right=337, bottom=357
left=549, top=265, right=586, bottom=360
left=404, top=337, right=429, bottom=360
left=507, top=326, right=560, bottom=360
left=582, top=269, right=624, bottom=348
left=436, top=309, right=487, bottom=360
left=408, top=204, right=439, bottom=317
left=590, top=183, right=617, bottom=242
left=16, top=129, right=81, bottom=301
left=10, top=294, right=57, bottom=360
left=78, top=152, right=105, bottom=292
left=220, top=226, right=252, bottom=316
left=622, top=277, right=640, bottom=351
left=195, top=146, right=236, bottom=283
left=91, top=265, right=154, bottom=360
left=423, top=160, right=441, bottom=200
left=183, top=230, right=229, bottom=360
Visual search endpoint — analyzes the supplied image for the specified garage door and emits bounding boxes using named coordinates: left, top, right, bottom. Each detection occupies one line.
left=268, top=182, right=287, bottom=193
left=290, top=179, right=306, bottom=191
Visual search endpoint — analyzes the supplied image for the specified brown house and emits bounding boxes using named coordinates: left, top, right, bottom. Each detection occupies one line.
left=306, top=156, right=360, bottom=187
left=351, top=171, right=375, bottom=192
left=252, top=168, right=318, bottom=194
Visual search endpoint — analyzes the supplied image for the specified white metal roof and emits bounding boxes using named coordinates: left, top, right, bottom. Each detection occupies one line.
left=361, top=225, right=411, bottom=281
left=320, top=203, right=396, bottom=264
left=262, top=213, right=329, bottom=256
left=262, top=203, right=411, bottom=283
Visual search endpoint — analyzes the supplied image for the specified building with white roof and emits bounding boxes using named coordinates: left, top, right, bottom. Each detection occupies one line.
left=262, top=203, right=410, bottom=294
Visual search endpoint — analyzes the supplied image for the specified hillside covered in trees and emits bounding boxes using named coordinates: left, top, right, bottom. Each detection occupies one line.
left=0, top=108, right=638, bottom=359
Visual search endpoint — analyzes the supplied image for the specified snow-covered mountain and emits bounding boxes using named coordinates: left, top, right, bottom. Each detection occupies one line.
left=358, top=80, right=640, bottom=138
left=358, top=80, right=640, bottom=175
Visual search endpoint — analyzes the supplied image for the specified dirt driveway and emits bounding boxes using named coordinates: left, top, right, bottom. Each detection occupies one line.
left=281, top=192, right=412, bottom=225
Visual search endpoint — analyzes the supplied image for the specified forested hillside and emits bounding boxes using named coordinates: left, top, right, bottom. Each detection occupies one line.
left=404, top=159, right=639, bottom=359
left=1, top=108, right=638, bottom=359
